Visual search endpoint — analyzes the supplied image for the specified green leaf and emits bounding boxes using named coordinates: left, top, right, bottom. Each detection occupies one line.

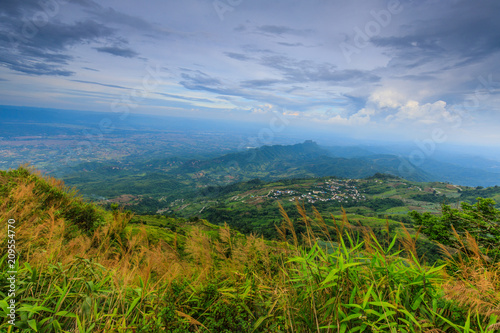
left=387, top=235, right=398, bottom=252
left=362, top=284, right=374, bottom=308
left=341, top=313, right=362, bottom=322
left=76, top=315, right=85, bottom=333
left=287, top=256, right=307, bottom=263
left=18, top=305, right=54, bottom=314
left=252, top=315, right=273, bottom=333
left=411, top=294, right=424, bottom=311
left=125, top=296, right=141, bottom=319
left=369, top=301, right=397, bottom=309
left=52, top=319, right=62, bottom=332
left=464, top=311, right=471, bottom=333
left=320, top=268, right=339, bottom=286
left=0, top=300, right=8, bottom=315
left=55, top=310, right=77, bottom=318
left=28, top=319, right=38, bottom=332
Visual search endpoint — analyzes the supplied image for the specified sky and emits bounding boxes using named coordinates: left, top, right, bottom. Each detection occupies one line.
left=0, top=0, right=499, bottom=145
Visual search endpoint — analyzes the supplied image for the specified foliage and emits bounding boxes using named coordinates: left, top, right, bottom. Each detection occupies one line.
left=410, top=198, right=500, bottom=261
left=2, top=168, right=500, bottom=332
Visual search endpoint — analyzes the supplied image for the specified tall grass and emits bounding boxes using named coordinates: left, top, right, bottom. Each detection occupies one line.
left=1, top=167, right=500, bottom=332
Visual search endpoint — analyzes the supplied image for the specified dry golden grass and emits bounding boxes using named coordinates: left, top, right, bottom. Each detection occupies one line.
left=438, top=228, right=500, bottom=317
left=6, top=167, right=500, bottom=332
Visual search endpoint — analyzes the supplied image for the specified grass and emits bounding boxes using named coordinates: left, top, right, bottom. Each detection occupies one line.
left=1, top=167, right=500, bottom=332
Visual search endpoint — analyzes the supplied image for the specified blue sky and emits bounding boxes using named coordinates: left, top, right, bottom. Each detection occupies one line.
left=0, top=0, right=499, bottom=145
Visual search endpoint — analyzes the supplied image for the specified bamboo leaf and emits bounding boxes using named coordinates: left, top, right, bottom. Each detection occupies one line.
left=28, top=319, right=38, bottom=332
left=125, top=296, right=141, bottom=319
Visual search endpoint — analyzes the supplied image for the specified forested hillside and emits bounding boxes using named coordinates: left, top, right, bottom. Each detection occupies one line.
left=2, top=166, right=500, bottom=332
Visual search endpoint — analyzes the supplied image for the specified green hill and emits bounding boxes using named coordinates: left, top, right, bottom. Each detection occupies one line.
left=62, top=141, right=432, bottom=202
left=2, top=167, right=500, bottom=332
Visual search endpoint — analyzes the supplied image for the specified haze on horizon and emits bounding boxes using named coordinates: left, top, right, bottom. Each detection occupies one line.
left=0, top=0, right=499, bottom=147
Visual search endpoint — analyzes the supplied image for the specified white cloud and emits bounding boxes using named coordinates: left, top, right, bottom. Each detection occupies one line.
left=369, top=89, right=405, bottom=109
left=386, top=100, right=458, bottom=124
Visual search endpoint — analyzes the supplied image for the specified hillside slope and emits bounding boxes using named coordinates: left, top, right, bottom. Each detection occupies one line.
left=62, top=141, right=432, bottom=201
left=2, top=167, right=500, bottom=332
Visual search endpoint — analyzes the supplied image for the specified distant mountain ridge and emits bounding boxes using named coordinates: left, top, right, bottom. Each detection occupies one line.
left=63, top=140, right=500, bottom=201
left=185, top=140, right=432, bottom=182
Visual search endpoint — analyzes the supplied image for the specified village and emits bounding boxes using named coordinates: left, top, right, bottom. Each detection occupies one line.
left=266, top=179, right=366, bottom=204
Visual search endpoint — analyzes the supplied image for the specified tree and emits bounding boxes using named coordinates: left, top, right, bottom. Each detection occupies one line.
left=409, top=197, right=500, bottom=260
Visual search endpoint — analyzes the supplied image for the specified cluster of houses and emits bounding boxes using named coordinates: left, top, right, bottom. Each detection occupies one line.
left=268, top=179, right=366, bottom=204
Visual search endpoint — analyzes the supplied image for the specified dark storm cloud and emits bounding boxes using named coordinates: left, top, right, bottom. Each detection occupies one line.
left=95, top=46, right=139, bottom=58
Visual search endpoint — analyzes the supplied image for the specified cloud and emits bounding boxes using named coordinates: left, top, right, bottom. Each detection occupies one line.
left=70, top=80, right=129, bottom=89
left=234, top=24, right=246, bottom=32
left=155, top=92, right=214, bottom=103
left=256, top=25, right=313, bottom=36
left=0, top=0, right=146, bottom=75
left=86, top=6, right=156, bottom=31
left=360, top=89, right=460, bottom=125
left=371, top=1, right=500, bottom=71
left=0, top=0, right=43, bottom=17
left=0, top=13, right=114, bottom=75
left=224, top=52, right=251, bottom=61
left=94, top=46, right=138, bottom=58
left=277, top=42, right=304, bottom=47
left=180, top=70, right=222, bottom=89
left=0, top=51, right=74, bottom=76
left=240, top=79, right=282, bottom=88
left=0, top=0, right=498, bottom=145
left=1, top=18, right=113, bottom=52
left=178, top=68, right=308, bottom=108
left=369, top=90, right=406, bottom=109
left=319, top=107, right=375, bottom=126
left=82, top=67, right=100, bottom=72
left=249, top=104, right=274, bottom=114
left=393, top=74, right=436, bottom=81
left=259, top=55, right=379, bottom=84
left=385, top=100, right=457, bottom=125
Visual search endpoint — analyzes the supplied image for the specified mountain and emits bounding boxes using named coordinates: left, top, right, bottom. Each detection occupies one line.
left=173, top=140, right=431, bottom=182
left=419, top=158, right=500, bottom=187
left=63, top=141, right=434, bottom=201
